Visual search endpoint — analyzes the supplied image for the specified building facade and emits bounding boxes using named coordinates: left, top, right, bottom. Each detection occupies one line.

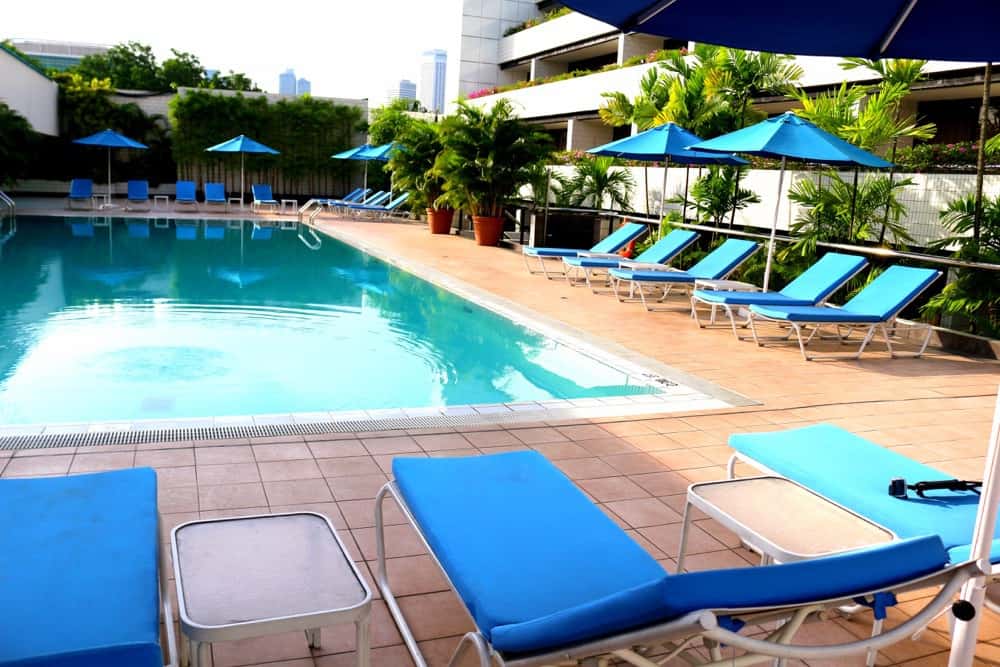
left=386, top=79, right=418, bottom=105
left=297, top=78, right=311, bottom=95
left=0, top=45, right=58, bottom=135
left=278, top=69, right=297, bottom=96
left=420, top=49, right=447, bottom=113
left=8, top=39, right=108, bottom=72
left=460, top=2, right=997, bottom=154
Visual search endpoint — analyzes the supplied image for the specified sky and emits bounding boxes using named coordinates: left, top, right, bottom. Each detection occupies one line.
left=6, top=0, right=462, bottom=105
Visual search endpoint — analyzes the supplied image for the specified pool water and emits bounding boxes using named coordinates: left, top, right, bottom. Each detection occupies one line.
left=0, top=216, right=659, bottom=425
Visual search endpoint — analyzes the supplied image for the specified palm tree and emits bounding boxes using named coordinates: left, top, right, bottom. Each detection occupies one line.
left=563, top=157, right=635, bottom=211
left=711, top=50, right=804, bottom=129
left=598, top=68, right=671, bottom=132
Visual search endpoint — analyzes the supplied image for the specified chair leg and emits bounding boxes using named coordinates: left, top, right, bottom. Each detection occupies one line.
left=447, top=632, right=492, bottom=667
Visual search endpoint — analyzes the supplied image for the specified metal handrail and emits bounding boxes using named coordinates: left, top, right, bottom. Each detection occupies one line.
left=0, top=190, right=14, bottom=220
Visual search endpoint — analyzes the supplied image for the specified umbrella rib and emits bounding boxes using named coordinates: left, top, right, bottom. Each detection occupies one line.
left=878, top=0, right=919, bottom=55
left=630, top=0, right=681, bottom=30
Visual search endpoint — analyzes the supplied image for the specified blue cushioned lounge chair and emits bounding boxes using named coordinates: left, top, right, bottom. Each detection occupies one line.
left=523, top=222, right=649, bottom=279
left=376, top=451, right=971, bottom=667
left=125, top=180, right=151, bottom=211
left=609, top=238, right=760, bottom=311
left=748, top=265, right=941, bottom=360
left=175, top=180, right=198, bottom=209
left=251, top=184, right=279, bottom=214
left=176, top=221, right=198, bottom=240
left=562, top=229, right=700, bottom=291
left=67, top=178, right=95, bottom=210
left=205, top=182, right=227, bottom=210
left=691, top=252, right=869, bottom=337
left=349, top=192, right=410, bottom=219
left=0, top=468, right=175, bottom=666
left=321, top=187, right=368, bottom=208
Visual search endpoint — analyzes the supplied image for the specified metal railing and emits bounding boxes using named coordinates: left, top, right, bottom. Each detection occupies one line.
left=0, top=190, right=14, bottom=223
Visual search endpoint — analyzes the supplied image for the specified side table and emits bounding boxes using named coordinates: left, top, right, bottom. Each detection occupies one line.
left=172, top=512, right=371, bottom=667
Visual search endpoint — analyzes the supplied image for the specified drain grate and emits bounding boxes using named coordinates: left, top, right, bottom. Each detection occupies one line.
left=0, top=411, right=592, bottom=450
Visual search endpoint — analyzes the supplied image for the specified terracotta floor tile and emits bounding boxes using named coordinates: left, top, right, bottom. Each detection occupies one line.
left=309, top=440, right=369, bottom=459
left=252, top=442, right=313, bottom=462
left=3, top=454, right=73, bottom=477
left=155, top=466, right=197, bottom=488
left=353, top=523, right=426, bottom=560
left=212, top=629, right=311, bottom=667
left=530, top=441, right=593, bottom=459
left=509, top=427, right=569, bottom=444
left=158, top=485, right=199, bottom=513
left=196, top=462, right=261, bottom=486
left=413, top=433, right=473, bottom=451
left=650, top=448, right=715, bottom=470
left=318, top=456, right=382, bottom=478
left=337, top=498, right=405, bottom=529
left=396, top=591, right=475, bottom=641
left=313, top=600, right=403, bottom=654
left=630, top=470, right=691, bottom=496
left=315, top=644, right=414, bottom=667
left=69, top=451, right=134, bottom=473
left=556, top=424, right=611, bottom=440
left=361, top=436, right=422, bottom=456
left=258, top=459, right=324, bottom=482
left=605, top=497, right=683, bottom=528
left=576, top=437, right=637, bottom=456
left=134, top=448, right=195, bottom=468
left=461, top=430, right=521, bottom=447
left=264, top=478, right=334, bottom=505
left=327, top=473, right=389, bottom=501
left=601, top=452, right=668, bottom=475
left=194, top=445, right=255, bottom=465
left=380, top=554, right=450, bottom=597
left=638, top=522, right=727, bottom=559
left=199, top=482, right=268, bottom=511
left=577, top=476, right=650, bottom=502
left=553, top=457, right=618, bottom=480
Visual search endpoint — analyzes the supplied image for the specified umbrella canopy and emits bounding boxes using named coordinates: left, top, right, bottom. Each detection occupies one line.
left=690, top=112, right=892, bottom=168
left=331, top=144, right=372, bottom=160
left=556, top=0, right=998, bottom=61
left=205, top=135, right=280, bottom=205
left=589, top=123, right=748, bottom=216
left=689, top=112, right=890, bottom=290
left=356, top=142, right=400, bottom=162
left=73, top=129, right=148, bottom=207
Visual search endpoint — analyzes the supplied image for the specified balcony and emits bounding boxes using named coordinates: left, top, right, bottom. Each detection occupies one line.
left=498, top=11, right=618, bottom=65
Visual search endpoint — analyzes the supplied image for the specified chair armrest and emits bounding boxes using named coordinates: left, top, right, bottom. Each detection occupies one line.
left=577, top=252, right=625, bottom=259
left=621, top=261, right=675, bottom=271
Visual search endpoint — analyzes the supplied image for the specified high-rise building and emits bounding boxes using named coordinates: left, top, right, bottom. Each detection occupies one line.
left=386, top=79, right=417, bottom=104
left=278, top=69, right=297, bottom=95
left=8, top=39, right=109, bottom=72
left=419, top=49, right=447, bottom=113
left=297, top=78, right=311, bottom=95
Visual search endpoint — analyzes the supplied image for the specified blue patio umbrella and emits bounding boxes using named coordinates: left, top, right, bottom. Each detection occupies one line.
left=205, top=135, right=280, bottom=205
left=690, top=112, right=891, bottom=289
left=555, top=0, right=999, bottom=61
left=588, top=122, right=747, bottom=216
left=73, top=129, right=148, bottom=207
left=332, top=142, right=400, bottom=199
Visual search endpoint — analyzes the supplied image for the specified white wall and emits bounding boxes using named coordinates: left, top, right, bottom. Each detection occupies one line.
left=498, top=11, right=617, bottom=64
left=0, top=49, right=58, bottom=136
left=458, top=0, right=538, bottom=98
left=546, top=165, right=1000, bottom=247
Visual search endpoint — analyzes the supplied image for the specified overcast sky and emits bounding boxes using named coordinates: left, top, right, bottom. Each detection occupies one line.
left=6, top=0, right=462, bottom=105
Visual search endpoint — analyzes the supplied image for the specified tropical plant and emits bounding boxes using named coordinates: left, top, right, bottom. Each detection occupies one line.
left=710, top=50, right=803, bottom=129
left=558, top=157, right=635, bottom=210
left=435, top=100, right=553, bottom=218
left=599, top=67, right=673, bottom=131
left=388, top=120, right=446, bottom=210
left=785, top=172, right=914, bottom=257
left=0, top=103, right=36, bottom=186
left=671, top=166, right=760, bottom=225
left=922, top=194, right=1000, bottom=337
left=367, top=99, right=418, bottom=145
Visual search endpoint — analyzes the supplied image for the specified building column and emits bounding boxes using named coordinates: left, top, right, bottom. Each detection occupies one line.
left=566, top=118, right=614, bottom=151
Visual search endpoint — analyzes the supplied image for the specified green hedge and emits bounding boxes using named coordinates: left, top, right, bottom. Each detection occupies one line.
left=169, top=91, right=364, bottom=195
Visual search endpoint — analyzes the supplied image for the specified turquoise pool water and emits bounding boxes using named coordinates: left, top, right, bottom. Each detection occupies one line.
left=0, top=216, right=658, bottom=425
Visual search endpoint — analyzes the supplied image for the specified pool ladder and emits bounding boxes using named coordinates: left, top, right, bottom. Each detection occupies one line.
left=0, top=190, right=14, bottom=223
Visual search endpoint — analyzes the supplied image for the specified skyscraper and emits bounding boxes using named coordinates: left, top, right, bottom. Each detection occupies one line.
left=297, top=78, right=311, bottom=95
left=278, top=69, right=296, bottom=95
left=420, top=49, right=447, bottom=113
left=386, top=79, right=417, bottom=105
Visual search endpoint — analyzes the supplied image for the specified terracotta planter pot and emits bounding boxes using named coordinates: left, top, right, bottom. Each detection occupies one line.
left=472, top=215, right=504, bottom=246
left=426, top=208, right=454, bottom=234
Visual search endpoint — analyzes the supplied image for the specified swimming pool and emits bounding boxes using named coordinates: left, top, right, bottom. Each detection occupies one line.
left=0, top=216, right=677, bottom=426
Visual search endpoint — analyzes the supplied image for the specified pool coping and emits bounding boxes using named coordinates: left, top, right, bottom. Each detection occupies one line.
left=0, top=215, right=756, bottom=449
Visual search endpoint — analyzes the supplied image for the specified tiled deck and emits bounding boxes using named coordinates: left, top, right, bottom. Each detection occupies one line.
left=6, top=207, right=1000, bottom=666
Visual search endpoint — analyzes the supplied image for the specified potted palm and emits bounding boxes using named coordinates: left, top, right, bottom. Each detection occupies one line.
left=436, top=100, right=553, bottom=246
left=388, top=120, right=453, bottom=234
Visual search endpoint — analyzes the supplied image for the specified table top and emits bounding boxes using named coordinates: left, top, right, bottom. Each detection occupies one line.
left=689, top=476, right=894, bottom=560
left=172, top=512, right=369, bottom=628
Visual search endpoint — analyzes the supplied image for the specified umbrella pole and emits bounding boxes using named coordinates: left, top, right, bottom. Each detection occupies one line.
left=729, top=167, right=742, bottom=228
left=363, top=163, right=369, bottom=200
left=106, top=148, right=112, bottom=208
left=644, top=167, right=650, bottom=215
left=948, top=388, right=1000, bottom=667
left=241, top=153, right=245, bottom=209
left=659, top=157, right=670, bottom=219
left=682, top=166, right=691, bottom=223
left=763, top=157, right=786, bottom=291
left=849, top=167, right=859, bottom=239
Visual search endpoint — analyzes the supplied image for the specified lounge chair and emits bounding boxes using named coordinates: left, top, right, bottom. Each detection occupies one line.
left=127, top=220, right=151, bottom=239
left=0, top=468, right=175, bottom=666
left=748, top=265, right=941, bottom=360
left=67, top=178, right=95, bottom=210
left=609, top=238, right=760, bottom=311
left=205, top=221, right=226, bottom=240
left=691, top=252, right=869, bottom=337
left=70, top=221, right=95, bottom=237
left=176, top=221, right=198, bottom=240
left=375, top=451, right=971, bottom=667
left=562, top=229, right=700, bottom=291
left=125, top=180, right=151, bottom=211
left=349, top=192, right=410, bottom=219
left=251, top=184, right=279, bottom=214
left=729, top=423, right=1000, bottom=565
left=523, top=222, right=649, bottom=279
left=175, top=180, right=198, bottom=209
left=205, top=182, right=227, bottom=210
left=321, top=187, right=368, bottom=207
